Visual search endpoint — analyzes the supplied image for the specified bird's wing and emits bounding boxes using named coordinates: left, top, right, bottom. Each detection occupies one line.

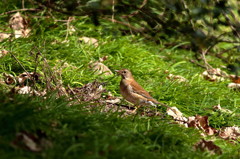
left=130, top=80, right=154, bottom=99
left=129, top=80, right=160, bottom=104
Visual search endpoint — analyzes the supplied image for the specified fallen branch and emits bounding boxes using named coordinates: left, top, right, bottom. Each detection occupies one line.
left=201, top=48, right=213, bottom=69
left=189, top=59, right=207, bottom=69
left=0, top=8, right=42, bottom=16
left=67, top=84, right=81, bottom=102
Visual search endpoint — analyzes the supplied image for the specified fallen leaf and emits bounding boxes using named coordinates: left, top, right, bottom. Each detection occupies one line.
left=0, top=33, right=11, bottom=42
left=187, top=115, right=217, bottom=136
left=69, top=25, right=76, bottom=35
left=229, top=75, right=240, bottom=84
left=194, top=139, right=222, bottom=154
left=68, top=81, right=106, bottom=101
left=202, top=68, right=227, bottom=82
left=14, top=28, right=31, bottom=38
left=166, top=73, right=188, bottom=83
left=17, top=86, right=32, bottom=94
left=228, top=83, right=240, bottom=90
left=106, top=98, right=121, bottom=104
left=3, top=73, right=16, bottom=85
left=99, top=56, right=109, bottom=62
left=12, top=131, right=52, bottom=152
left=61, top=39, right=70, bottom=44
left=166, top=107, right=188, bottom=127
left=0, top=49, right=9, bottom=57
left=79, top=36, right=98, bottom=47
left=12, top=132, right=42, bottom=152
left=89, top=61, right=113, bottom=76
left=219, top=126, right=240, bottom=141
left=89, top=56, right=113, bottom=76
left=17, top=72, right=41, bottom=86
left=212, top=104, right=233, bottom=114
left=9, top=12, right=30, bottom=38
left=13, top=85, right=45, bottom=96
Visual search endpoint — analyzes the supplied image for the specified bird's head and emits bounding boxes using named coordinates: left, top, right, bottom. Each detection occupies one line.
left=115, top=69, right=133, bottom=79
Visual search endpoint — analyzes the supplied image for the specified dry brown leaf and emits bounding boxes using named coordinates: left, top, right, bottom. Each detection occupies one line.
left=61, top=39, right=70, bottom=44
left=202, top=68, right=227, bottom=82
left=229, top=75, right=240, bottom=84
left=194, top=139, right=222, bottom=154
left=9, top=12, right=30, bottom=38
left=3, top=73, right=16, bottom=85
left=14, top=29, right=31, bottom=38
left=17, top=86, right=33, bottom=94
left=166, top=107, right=188, bottom=127
left=13, top=86, right=45, bottom=96
left=90, top=62, right=113, bottom=76
left=213, top=104, right=233, bottom=114
left=0, top=33, right=11, bottom=42
left=228, top=83, right=240, bottom=90
left=68, top=81, right=106, bottom=101
left=219, top=126, right=240, bottom=140
left=0, top=49, right=9, bottom=57
left=12, top=131, right=52, bottom=152
left=12, top=132, right=42, bottom=152
left=105, top=91, right=121, bottom=104
left=187, top=115, right=217, bottom=136
left=106, top=98, right=121, bottom=104
left=79, top=36, right=98, bottom=47
left=13, top=72, right=43, bottom=95
left=17, top=72, right=41, bottom=86
left=166, top=73, right=188, bottom=83
left=99, top=55, right=109, bottom=62
left=69, top=25, right=76, bottom=35
left=89, top=57, right=113, bottom=76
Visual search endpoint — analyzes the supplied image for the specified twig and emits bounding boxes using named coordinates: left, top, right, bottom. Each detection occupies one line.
left=223, top=11, right=240, bottom=39
left=157, top=102, right=171, bottom=109
left=201, top=48, right=213, bottom=69
left=33, top=46, right=57, bottom=91
left=34, top=46, right=69, bottom=97
left=114, top=103, right=136, bottom=110
left=189, top=59, right=207, bottom=69
left=8, top=50, right=41, bottom=94
left=67, top=84, right=81, bottom=102
left=64, top=17, right=75, bottom=41
left=8, top=51, right=31, bottom=77
left=198, top=32, right=227, bottom=69
left=217, top=46, right=237, bottom=56
left=0, top=8, right=41, bottom=16
left=214, top=46, right=238, bottom=63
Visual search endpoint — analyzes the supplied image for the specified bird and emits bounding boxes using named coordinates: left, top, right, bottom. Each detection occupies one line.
left=116, top=69, right=160, bottom=107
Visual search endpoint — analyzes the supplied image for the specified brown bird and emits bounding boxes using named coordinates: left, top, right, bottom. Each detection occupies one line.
left=116, top=69, right=160, bottom=107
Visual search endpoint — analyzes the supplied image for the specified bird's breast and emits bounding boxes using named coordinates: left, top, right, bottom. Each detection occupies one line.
left=120, top=80, right=139, bottom=104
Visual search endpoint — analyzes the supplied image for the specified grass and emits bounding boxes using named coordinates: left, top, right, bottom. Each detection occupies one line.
left=0, top=92, right=205, bottom=159
left=0, top=3, right=240, bottom=159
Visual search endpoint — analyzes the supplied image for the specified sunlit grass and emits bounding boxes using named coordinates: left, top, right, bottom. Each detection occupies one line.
left=0, top=5, right=240, bottom=159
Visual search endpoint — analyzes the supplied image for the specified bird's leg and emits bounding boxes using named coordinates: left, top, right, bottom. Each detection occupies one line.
left=132, top=105, right=139, bottom=122
left=132, top=105, right=139, bottom=114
